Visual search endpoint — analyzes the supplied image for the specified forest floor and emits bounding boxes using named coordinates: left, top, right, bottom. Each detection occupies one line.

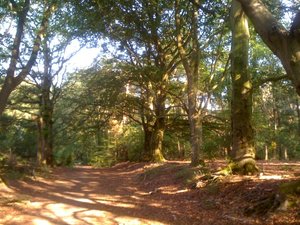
left=0, top=160, right=299, bottom=225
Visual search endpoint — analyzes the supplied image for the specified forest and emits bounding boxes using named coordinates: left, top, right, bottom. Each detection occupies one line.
left=0, top=0, right=300, bottom=224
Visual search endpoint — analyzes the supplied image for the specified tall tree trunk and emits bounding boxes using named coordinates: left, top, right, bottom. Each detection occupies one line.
left=230, top=0, right=257, bottom=174
left=40, top=87, right=54, bottom=166
left=149, top=82, right=166, bottom=162
left=37, top=36, right=54, bottom=166
left=175, top=0, right=203, bottom=166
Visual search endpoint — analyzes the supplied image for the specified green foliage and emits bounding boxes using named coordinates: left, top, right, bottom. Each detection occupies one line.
left=0, top=115, right=37, bottom=160
left=118, top=125, right=144, bottom=161
left=54, top=147, right=74, bottom=166
left=91, top=150, right=115, bottom=168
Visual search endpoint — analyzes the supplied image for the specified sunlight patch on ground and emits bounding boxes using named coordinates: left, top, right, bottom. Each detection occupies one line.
left=76, top=210, right=115, bottom=225
left=148, top=202, right=163, bottom=207
left=130, top=195, right=143, bottom=200
left=54, top=180, right=74, bottom=185
left=114, top=216, right=165, bottom=225
left=74, top=198, right=95, bottom=203
left=258, top=174, right=284, bottom=180
left=0, top=210, right=14, bottom=222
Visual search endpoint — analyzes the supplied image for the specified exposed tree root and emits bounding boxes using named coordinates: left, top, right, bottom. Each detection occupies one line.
left=244, top=180, right=300, bottom=216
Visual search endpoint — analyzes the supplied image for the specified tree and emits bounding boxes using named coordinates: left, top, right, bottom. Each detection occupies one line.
left=237, top=0, right=300, bottom=95
left=34, top=32, right=77, bottom=166
left=229, top=0, right=257, bottom=174
left=94, top=0, right=182, bottom=162
left=0, top=0, right=55, bottom=116
left=175, top=0, right=203, bottom=166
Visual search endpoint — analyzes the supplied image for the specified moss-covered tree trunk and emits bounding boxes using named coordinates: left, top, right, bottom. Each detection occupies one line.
left=230, top=0, right=257, bottom=174
left=150, top=117, right=165, bottom=162
left=141, top=82, right=166, bottom=162
left=149, top=80, right=166, bottom=162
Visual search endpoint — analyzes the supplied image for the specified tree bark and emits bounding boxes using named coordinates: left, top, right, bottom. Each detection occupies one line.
left=142, top=126, right=153, bottom=161
left=42, top=38, right=54, bottom=166
left=237, top=0, right=300, bottom=95
left=141, top=82, right=166, bottom=162
left=175, top=0, right=203, bottom=166
left=230, top=0, right=257, bottom=174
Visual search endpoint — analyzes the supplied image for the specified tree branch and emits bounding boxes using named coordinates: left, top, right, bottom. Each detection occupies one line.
left=253, top=74, right=288, bottom=88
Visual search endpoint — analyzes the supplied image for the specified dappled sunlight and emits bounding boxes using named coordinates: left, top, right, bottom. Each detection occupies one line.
left=147, top=202, right=163, bottom=207
left=114, top=216, right=165, bottom=225
left=74, top=210, right=115, bottom=225
left=33, top=218, right=52, bottom=225
left=73, top=197, right=95, bottom=204
left=1, top=161, right=299, bottom=224
left=0, top=166, right=184, bottom=224
left=258, top=174, right=285, bottom=180
left=96, top=199, right=136, bottom=209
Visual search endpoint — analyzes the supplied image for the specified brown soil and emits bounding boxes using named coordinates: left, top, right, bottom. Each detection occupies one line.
left=0, top=160, right=299, bottom=225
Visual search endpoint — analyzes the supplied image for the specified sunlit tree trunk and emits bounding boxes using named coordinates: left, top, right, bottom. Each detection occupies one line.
left=230, top=0, right=257, bottom=174
left=175, top=0, right=203, bottom=166
left=36, top=116, right=45, bottom=165
left=264, top=145, right=268, bottom=161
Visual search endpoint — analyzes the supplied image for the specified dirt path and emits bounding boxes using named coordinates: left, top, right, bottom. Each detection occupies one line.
left=0, top=164, right=174, bottom=225
left=1, top=163, right=210, bottom=225
left=0, top=161, right=299, bottom=225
